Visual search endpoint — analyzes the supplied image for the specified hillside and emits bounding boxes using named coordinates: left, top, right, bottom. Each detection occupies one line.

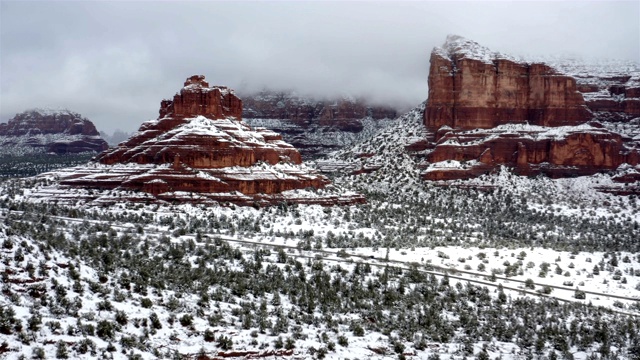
left=243, top=90, right=398, bottom=158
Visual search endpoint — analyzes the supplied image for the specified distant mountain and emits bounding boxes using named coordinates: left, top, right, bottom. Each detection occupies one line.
left=242, top=90, right=399, bottom=158
left=0, top=109, right=108, bottom=156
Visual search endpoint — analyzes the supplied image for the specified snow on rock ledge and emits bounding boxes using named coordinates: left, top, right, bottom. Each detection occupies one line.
left=34, top=75, right=364, bottom=206
left=421, top=36, right=640, bottom=183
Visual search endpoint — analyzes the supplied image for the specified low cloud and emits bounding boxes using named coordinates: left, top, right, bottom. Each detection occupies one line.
left=1, top=1, right=638, bottom=133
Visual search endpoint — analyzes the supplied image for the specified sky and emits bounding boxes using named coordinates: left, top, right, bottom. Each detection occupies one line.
left=1, top=1, right=639, bottom=134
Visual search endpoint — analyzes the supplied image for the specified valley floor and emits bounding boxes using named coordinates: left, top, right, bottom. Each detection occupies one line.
left=1, top=107, right=639, bottom=359
left=1, top=168, right=639, bottom=360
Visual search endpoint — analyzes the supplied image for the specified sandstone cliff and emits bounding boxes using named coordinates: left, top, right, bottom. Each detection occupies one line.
left=242, top=91, right=398, bottom=158
left=425, top=35, right=592, bottom=131
left=51, top=76, right=363, bottom=206
left=158, top=75, right=243, bottom=121
left=420, top=36, right=639, bottom=182
left=0, top=109, right=108, bottom=155
left=422, top=124, right=634, bottom=180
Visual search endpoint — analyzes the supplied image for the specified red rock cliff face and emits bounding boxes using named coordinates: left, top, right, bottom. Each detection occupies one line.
left=98, top=75, right=301, bottom=168
left=425, top=36, right=592, bottom=131
left=57, top=75, right=364, bottom=206
left=159, top=75, right=243, bottom=120
left=421, top=36, right=638, bottom=182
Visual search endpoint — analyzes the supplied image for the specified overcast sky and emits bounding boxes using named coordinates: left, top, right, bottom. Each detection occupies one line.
left=1, top=1, right=638, bottom=133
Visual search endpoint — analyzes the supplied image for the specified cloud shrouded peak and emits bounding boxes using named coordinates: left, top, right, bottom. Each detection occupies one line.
left=1, top=1, right=638, bottom=133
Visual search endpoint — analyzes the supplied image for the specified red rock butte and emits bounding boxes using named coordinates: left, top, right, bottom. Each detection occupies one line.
left=97, top=75, right=302, bottom=169
left=49, top=75, right=364, bottom=206
left=418, top=35, right=639, bottom=182
left=424, top=38, right=592, bottom=130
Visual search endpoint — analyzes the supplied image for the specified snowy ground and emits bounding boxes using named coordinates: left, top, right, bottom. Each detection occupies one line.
left=2, top=102, right=640, bottom=359
left=2, top=169, right=640, bottom=359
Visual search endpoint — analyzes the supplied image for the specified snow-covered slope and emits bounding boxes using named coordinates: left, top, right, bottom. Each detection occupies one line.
left=316, top=103, right=429, bottom=191
left=1, top=62, right=640, bottom=360
left=1, top=103, right=640, bottom=358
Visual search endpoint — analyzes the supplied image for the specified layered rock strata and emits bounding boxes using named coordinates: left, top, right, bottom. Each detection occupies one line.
left=422, top=124, right=635, bottom=180
left=49, top=75, right=364, bottom=206
left=420, top=36, right=639, bottom=182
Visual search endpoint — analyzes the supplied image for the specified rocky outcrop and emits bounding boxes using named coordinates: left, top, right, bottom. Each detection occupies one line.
left=242, top=91, right=398, bottom=158
left=97, top=117, right=303, bottom=168
left=50, top=76, right=364, bottom=206
left=552, top=61, right=640, bottom=122
left=420, top=36, right=639, bottom=182
left=0, top=109, right=108, bottom=155
left=425, top=35, right=592, bottom=131
left=422, top=124, right=637, bottom=180
left=159, top=75, right=243, bottom=120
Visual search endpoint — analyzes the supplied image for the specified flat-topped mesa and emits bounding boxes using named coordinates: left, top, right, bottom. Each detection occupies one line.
left=0, top=109, right=102, bottom=137
left=419, top=36, right=639, bottom=184
left=158, top=75, right=243, bottom=120
left=243, top=91, right=397, bottom=128
left=425, top=35, right=593, bottom=133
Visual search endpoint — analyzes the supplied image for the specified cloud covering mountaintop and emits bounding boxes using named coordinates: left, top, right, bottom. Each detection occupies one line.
left=1, top=1, right=638, bottom=133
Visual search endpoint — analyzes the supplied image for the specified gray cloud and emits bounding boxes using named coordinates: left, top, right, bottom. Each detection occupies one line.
left=1, top=1, right=638, bottom=133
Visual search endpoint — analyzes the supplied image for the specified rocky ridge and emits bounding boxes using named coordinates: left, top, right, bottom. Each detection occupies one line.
left=419, top=35, right=640, bottom=183
left=550, top=58, right=640, bottom=122
left=37, top=75, right=363, bottom=206
left=0, top=109, right=108, bottom=155
left=242, top=90, right=398, bottom=158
